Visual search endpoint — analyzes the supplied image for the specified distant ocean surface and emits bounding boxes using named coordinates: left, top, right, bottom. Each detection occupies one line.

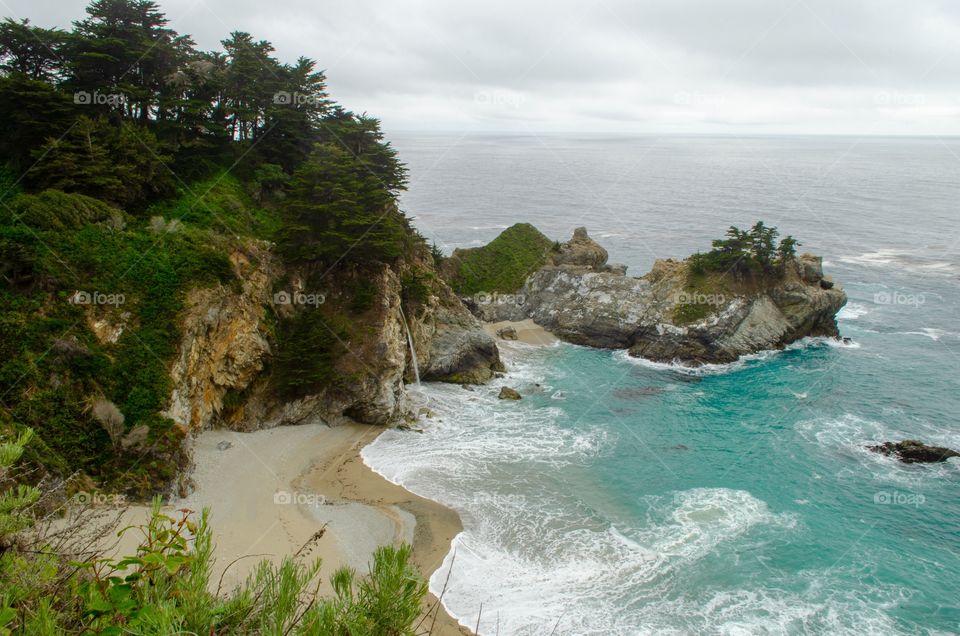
left=363, top=134, right=960, bottom=635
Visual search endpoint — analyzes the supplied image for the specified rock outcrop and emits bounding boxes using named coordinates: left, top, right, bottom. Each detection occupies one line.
left=163, top=242, right=500, bottom=433
left=867, top=440, right=960, bottom=464
left=164, top=241, right=279, bottom=431
left=468, top=227, right=847, bottom=365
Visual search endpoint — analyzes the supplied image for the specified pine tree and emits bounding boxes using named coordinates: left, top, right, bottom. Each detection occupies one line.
left=27, top=116, right=173, bottom=208
left=281, top=142, right=407, bottom=265
left=0, top=18, right=66, bottom=81
left=67, top=0, right=182, bottom=121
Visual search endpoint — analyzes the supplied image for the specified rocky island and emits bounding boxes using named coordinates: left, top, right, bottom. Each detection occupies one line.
left=451, top=223, right=848, bottom=365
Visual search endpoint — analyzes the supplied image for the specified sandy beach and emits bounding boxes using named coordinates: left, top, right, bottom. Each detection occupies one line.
left=91, top=423, right=470, bottom=635
left=483, top=318, right=559, bottom=346
left=69, top=321, right=560, bottom=635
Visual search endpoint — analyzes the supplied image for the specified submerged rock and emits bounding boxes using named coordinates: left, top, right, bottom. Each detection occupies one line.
left=498, top=386, right=522, bottom=400
left=613, top=386, right=666, bottom=399
left=867, top=440, right=960, bottom=464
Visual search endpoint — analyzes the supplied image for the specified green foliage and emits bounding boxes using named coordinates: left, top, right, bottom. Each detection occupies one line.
left=27, top=117, right=175, bottom=209
left=280, top=141, right=410, bottom=266
left=0, top=484, right=428, bottom=635
left=449, top=222, right=554, bottom=295
left=689, top=221, right=799, bottom=278
left=350, top=278, right=378, bottom=313
left=0, top=429, right=39, bottom=542
left=0, top=184, right=233, bottom=492
left=5, top=189, right=124, bottom=231
left=429, top=242, right=445, bottom=268
left=145, top=171, right=281, bottom=238
left=272, top=307, right=347, bottom=399
left=0, top=0, right=414, bottom=494
left=401, top=271, right=432, bottom=307
left=672, top=301, right=710, bottom=326
left=0, top=18, right=66, bottom=81
left=309, top=544, right=427, bottom=635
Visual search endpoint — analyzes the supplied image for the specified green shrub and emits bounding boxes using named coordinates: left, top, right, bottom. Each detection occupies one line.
left=6, top=190, right=124, bottom=231
left=272, top=308, right=347, bottom=399
left=449, top=222, right=554, bottom=295
left=401, top=272, right=432, bottom=306
left=0, top=451, right=429, bottom=636
left=350, top=278, right=378, bottom=313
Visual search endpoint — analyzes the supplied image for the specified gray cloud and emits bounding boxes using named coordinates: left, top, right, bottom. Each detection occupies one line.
left=6, top=0, right=960, bottom=133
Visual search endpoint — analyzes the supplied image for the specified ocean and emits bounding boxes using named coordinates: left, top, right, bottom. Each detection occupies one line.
left=362, top=134, right=960, bottom=635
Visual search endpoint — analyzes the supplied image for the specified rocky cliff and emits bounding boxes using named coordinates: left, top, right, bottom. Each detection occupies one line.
left=162, top=242, right=501, bottom=435
left=468, top=227, right=847, bottom=365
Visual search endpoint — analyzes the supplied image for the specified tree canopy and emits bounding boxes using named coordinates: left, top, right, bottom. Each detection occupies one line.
left=0, top=0, right=407, bottom=269
left=690, top=221, right=799, bottom=277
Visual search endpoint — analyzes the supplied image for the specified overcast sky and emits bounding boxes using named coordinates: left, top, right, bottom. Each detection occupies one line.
left=7, top=0, right=960, bottom=135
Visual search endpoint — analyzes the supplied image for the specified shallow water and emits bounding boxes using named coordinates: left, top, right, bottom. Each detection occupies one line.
left=363, top=134, right=960, bottom=635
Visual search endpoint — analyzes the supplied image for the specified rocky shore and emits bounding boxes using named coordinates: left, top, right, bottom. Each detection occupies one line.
left=467, top=226, right=847, bottom=365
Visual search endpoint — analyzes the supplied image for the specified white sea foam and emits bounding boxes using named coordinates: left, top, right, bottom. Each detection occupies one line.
left=613, top=336, right=856, bottom=376
left=838, top=249, right=906, bottom=267
left=796, top=414, right=960, bottom=485
left=838, top=249, right=958, bottom=275
left=898, top=327, right=958, bottom=341
left=363, top=371, right=906, bottom=635
left=838, top=303, right=869, bottom=320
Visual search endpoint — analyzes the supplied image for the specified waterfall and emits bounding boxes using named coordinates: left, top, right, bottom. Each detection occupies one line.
left=398, top=305, right=421, bottom=387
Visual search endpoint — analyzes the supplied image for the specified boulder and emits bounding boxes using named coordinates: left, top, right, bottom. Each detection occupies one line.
left=496, top=326, right=519, bottom=340
left=552, top=227, right=608, bottom=270
left=420, top=304, right=503, bottom=385
left=867, top=440, right=960, bottom=464
left=799, top=253, right=823, bottom=283
left=498, top=386, right=522, bottom=400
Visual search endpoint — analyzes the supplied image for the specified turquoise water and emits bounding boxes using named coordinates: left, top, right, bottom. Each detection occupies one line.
left=363, top=135, right=960, bottom=635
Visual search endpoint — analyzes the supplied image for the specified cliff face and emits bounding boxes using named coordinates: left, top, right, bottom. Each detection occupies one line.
left=471, top=227, right=847, bottom=365
left=164, top=241, right=279, bottom=431
left=162, top=242, right=501, bottom=435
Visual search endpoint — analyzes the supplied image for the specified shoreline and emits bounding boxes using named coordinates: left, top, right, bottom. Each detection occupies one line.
left=92, top=423, right=472, bottom=635
left=483, top=318, right=559, bottom=346
left=82, top=321, right=563, bottom=634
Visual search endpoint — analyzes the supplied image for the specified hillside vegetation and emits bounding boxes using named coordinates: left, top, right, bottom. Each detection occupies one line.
left=447, top=222, right=555, bottom=295
left=0, top=1, right=441, bottom=632
left=0, top=0, right=424, bottom=492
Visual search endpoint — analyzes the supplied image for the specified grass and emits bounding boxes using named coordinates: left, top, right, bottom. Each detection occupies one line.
left=144, top=172, right=283, bottom=241
left=448, top=222, right=554, bottom=295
